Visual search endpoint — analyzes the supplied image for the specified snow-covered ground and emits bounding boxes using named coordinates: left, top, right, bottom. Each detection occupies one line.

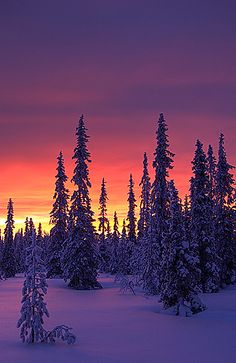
left=0, top=275, right=236, bottom=363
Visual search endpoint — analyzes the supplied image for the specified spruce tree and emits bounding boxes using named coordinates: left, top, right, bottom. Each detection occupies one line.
left=190, top=140, right=219, bottom=292
left=110, top=211, right=120, bottom=274
left=160, top=180, right=206, bottom=315
left=117, top=219, right=128, bottom=276
left=48, top=151, right=69, bottom=278
left=17, top=227, right=76, bottom=345
left=126, top=174, right=137, bottom=273
left=14, top=229, right=25, bottom=273
left=17, top=229, right=49, bottom=343
left=215, top=134, right=235, bottom=285
left=144, top=113, right=174, bottom=294
left=137, top=153, right=151, bottom=240
left=207, top=145, right=217, bottom=200
left=98, top=178, right=110, bottom=272
left=127, top=174, right=137, bottom=243
left=61, top=115, right=101, bottom=289
left=98, top=178, right=109, bottom=241
left=2, top=198, right=16, bottom=278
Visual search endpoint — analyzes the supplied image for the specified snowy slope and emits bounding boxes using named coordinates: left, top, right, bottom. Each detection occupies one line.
left=0, top=275, right=236, bottom=363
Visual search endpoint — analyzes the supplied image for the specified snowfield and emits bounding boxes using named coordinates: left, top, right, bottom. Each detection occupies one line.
left=0, top=275, right=236, bottom=363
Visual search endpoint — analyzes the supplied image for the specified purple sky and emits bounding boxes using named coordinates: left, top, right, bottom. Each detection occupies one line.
left=0, top=0, right=235, bottom=230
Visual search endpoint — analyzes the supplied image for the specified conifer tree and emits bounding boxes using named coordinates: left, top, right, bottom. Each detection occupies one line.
left=190, top=140, right=219, bottom=292
left=17, top=229, right=49, bottom=343
left=127, top=174, right=137, bottom=243
left=61, top=115, right=101, bottom=289
left=2, top=199, right=16, bottom=278
left=98, top=178, right=109, bottom=241
left=48, top=152, right=69, bottom=278
left=17, top=227, right=76, bottom=345
left=117, top=219, right=128, bottom=275
left=98, top=178, right=110, bottom=272
left=215, top=134, right=235, bottom=285
left=14, top=229, right=25, bottom=273
left=207, top=145, right=217, bottom=200
left=138, top=153, right=151, bottom=240
left=144, top=113, right=174, bottom=294
left=160, top=180, right=206, bottom=315
left=110, top=211, right=120, bottom=274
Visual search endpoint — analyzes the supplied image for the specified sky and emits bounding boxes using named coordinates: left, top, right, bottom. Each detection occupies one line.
left=0, top=0, right=235, bottom=233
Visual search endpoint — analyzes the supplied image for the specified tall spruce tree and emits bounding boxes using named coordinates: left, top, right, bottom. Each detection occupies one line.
left=215, top=134, right=235, bottom=285
left=61, top=115, right=101, bottom=289
left=126, top=174, right=137, bottom=273
left=160, top=180, right=206, bottom=315
left=190, top=140, right=219, bottom=292
left=48, top=152, right=69, bottom=278
left=144, top=113, right=174, bottom=294
left=138, top=153, right=151, bottom=240
left=2, top=198, right=16, bottom=277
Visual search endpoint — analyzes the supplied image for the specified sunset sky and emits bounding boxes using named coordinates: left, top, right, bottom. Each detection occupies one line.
left=0, top=1, right=235, bottom=232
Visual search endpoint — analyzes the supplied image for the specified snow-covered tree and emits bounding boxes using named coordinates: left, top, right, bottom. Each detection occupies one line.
left=17, top=230, right=49, bottom=343
left=144, top=113, right=174, bottom=294
left=190, top=140, right=220, bottom=292
left=215, top=134, right=236, bottom=286
left=160, top=180, right=206, bottom=316
left=137, top=152, right=151, bottom=240
left=17, top=228, right=76, bottom=344
left=61, top=115, right=101, bottom=290
left=2, top=199, right=16, bottom=278
left=47, top=151, right=69, bottom=278
left=116, top=219, right=129, bottom=276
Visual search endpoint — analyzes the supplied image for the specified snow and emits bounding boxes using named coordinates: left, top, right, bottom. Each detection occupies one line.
left=0, top=275, right=236, bottom=363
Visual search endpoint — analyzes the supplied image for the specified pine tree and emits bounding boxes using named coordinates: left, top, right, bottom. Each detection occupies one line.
left=138, top=153, right=151, bottom=240
left=17, top=229, right=49, bottom=343
left=98, top=178, right=109, bottom=241
left=144, top=113, right=174, bottom=294
left=48, top=151, right=69, bottom=278
left=127, top=174, right=137, bottom=243
left=98, top=178, right=110, bottom=272
left=190, top=140, right=219, bottom=292
left=110, top=212, right=120, bottom=274
left=117, top=219, right=128, bottom=275
left=126, top=174, right=137, bottom=273
left=215, top=134, right=235, bottom=286
left=2, top=199, right=16, bottom=278
left=14, top=229, right=25, bottom=273
left=17, top=227, right=76, bottom=345
left=207, top=145, right=217, bottom=200
left=160, top=180, right=206, bottom=315
left=61, top=115, right=101, bottom=290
